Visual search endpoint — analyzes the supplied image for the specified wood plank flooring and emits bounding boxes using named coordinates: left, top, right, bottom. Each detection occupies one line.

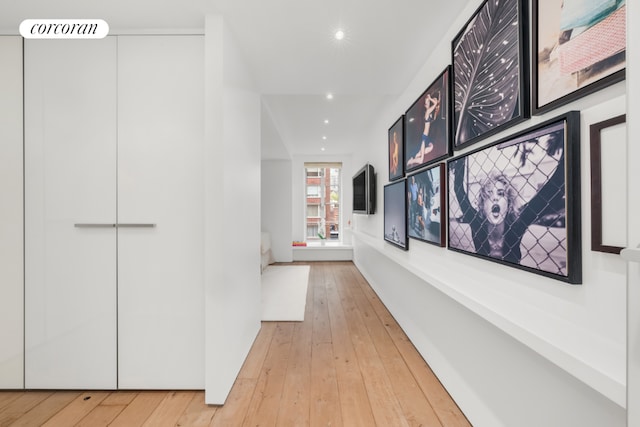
left=0, top=261, right=470, bottom=426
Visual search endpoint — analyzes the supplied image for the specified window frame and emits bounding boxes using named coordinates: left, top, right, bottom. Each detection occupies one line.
left=304, top=162, right=342, bottom=243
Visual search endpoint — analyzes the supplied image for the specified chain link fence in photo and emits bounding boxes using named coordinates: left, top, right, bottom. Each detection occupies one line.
left=448, top=126, right=568, bottom=276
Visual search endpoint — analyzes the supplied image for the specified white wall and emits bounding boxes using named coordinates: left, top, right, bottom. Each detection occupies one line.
left=0, top=36, right=23, bottom=389
left=261, top=101, right=293, bottom=262
left=350, top=0, right=629, bottom=424
left=626, top=0, right=640, bottom=423
left=262, top=159, right=293, bottom=262
left=261, top=102, right=291, bottom=160
left=205, top=15, right=262, bottom=404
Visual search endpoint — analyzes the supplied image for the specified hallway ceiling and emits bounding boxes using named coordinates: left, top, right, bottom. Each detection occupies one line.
left=0, top=0, right=469, bottom=158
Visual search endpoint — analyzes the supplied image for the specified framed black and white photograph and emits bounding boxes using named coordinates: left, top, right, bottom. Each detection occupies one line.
left=384, top=180, right=408, bottom=250
left=388, top=116, right=404, bottom=181
left=404, top=66, right=452, bottom=172
left=532, top=0, right=626, bottom=115
left=452, top=0, right=529, bottom=150
left=448, top=111, right=581, bottom=283
left=407, top=164, right=446, bottom=247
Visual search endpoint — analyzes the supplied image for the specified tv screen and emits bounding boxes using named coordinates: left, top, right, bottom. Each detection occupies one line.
left=353, top=172, right=366, bottom=212
left=352, top=163, right=376, bottom=215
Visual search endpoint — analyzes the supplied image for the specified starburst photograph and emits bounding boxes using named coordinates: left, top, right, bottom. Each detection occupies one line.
left=452, top=0, right=529, bottom=149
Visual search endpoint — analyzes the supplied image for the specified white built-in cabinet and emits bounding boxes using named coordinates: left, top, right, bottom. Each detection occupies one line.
left=0, top=36, right=25, bottom=389
left=116, top=36, right=204, bottom=389
left=24, top=35, right=204, bottom=389
left=25, top=37, right=118, bottom=389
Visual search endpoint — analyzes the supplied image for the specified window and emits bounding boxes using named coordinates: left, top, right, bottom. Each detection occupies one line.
left=307, top=204, right=320, bottom=217
left=306, top=185, right=321, bottom=197
left=304, top=162, right=342, bottom=241
left=306, top=224, right=319, bottom=238
left=306, top=168, right=321, bottom=177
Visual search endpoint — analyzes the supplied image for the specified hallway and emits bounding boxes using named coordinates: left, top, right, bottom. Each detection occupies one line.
left=0, top=261, right=469, bottom=426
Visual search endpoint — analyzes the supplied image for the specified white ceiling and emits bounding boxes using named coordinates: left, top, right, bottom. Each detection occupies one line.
left=0, top=0, right=469, bottom=159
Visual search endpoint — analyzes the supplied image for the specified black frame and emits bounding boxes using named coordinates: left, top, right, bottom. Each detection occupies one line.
left=404, top=66, right=452, bottom=173
left=447, top=111, right=581, bottom=284
left=451, top=0, right=530, bottom=150
left=532, top=0, right=626, bottom=115
left=383, top=179, right=408, bottom=250
left=388, top=116, right=405, bottom=181
left=590, top=114, right=626, bottom=254
left=407, top=163, right=446, bottom=247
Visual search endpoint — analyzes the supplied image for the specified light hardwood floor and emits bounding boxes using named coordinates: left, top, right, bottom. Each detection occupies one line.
left=0, top=261, right=470, bottom=427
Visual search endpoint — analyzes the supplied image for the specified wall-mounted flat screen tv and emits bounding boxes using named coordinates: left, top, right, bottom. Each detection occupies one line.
left=353, top=163, right=376, bottom=215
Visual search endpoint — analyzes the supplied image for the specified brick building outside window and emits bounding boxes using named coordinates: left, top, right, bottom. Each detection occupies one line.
left=305, top=163, right=341, bottom=242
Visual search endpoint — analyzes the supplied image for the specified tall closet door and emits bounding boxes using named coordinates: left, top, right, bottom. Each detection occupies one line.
left=0, top=36, right=24, bottom=389
left=24, top=38, right=118, bottom=389
left=117, top=36, right=205, bottom=388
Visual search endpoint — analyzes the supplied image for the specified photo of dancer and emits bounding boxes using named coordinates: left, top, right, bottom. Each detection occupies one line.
left=404, top=67, right=452, bottom=172
left=388, top=116, right=404, bottom=181
left=448, top=112, right=582, bottom=283
left=407, top=164, right=446, bottom=246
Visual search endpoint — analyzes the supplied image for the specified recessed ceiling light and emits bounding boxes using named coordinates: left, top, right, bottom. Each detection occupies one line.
left=335, top=30, right=345, bottom=40
left=321, top=147, right=326, bottom=152
left=322, top=136, right=327, bottom=140
left=324, top=119, right=329, bottom=124
left=326, top=93, right=333, bottom=100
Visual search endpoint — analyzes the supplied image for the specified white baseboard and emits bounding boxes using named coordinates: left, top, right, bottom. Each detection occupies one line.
left=292, top=244, right=353, bottom=261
